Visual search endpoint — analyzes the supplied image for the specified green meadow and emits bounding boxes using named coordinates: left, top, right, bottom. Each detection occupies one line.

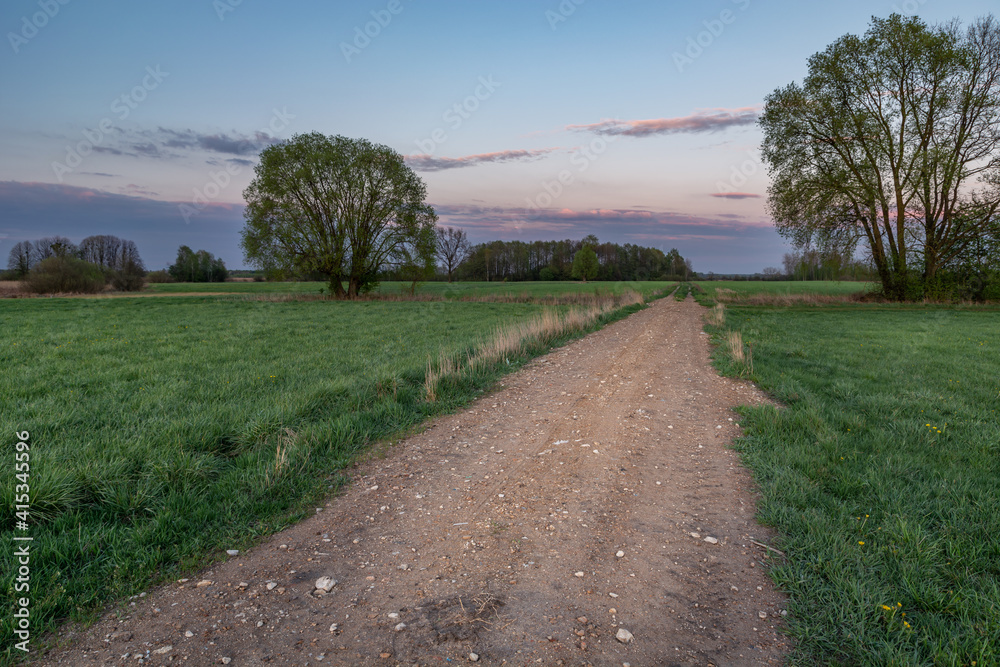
left=0, top=289, right=653, bottom=661
left=146, top=279, right=674, bottom=298
left=699, top=284, right=1000, bottom=665
left=695, top=279, right=872, bottom=300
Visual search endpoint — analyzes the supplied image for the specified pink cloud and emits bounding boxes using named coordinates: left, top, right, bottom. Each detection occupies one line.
left=567, top=107, right=759, bottom=137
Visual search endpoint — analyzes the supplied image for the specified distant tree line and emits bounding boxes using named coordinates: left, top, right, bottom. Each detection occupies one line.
left=452, top=235, right=692, bottom=282
left=6, top=235, right=146, bottom=293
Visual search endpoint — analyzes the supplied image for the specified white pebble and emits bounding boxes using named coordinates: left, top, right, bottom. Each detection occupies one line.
left=315, top=576, right=337, bottom=592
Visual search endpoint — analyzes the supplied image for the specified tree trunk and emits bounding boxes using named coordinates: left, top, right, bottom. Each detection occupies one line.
left=347, top=276, right=361, bottom=298
left=328, top=275, right=346, bottom=299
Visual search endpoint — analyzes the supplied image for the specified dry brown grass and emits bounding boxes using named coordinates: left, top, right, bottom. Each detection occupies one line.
left=0, top=280, right=29, bottom=297
left=726, top=330, right=745, bottom=363
left=423, top=350, right=459, bottom=402
left=724, top=330, right=753, bottom=376
left=421, top=289, right=645, bottom=402
left=706, top=303, right=726, bottom=326
left=712, top=289, right=869, bottom=306
left=264, top=430, right=297, bottom=488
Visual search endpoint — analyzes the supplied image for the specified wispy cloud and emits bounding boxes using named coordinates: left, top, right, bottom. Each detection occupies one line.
left=71, top=127, right=284, bottom=161
left=406, top=148, right=560, bottom=172
left=568, top=107, right=759, bottom=138
left=148, top=127, right=284, bottom=156
left=433, top=203, right=773, bottom=236
left=711, top=192, right=761, bottom=199
left=119, top=184, right=160, bottom=197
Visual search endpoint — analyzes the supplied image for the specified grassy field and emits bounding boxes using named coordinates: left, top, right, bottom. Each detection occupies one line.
left=146, top=280, right=675, bottom=298
left=695, top=280, right=872, bottom=300
left=706, top=301, right=1000, bottom=664
left=0, top=288, right=655, bottom=661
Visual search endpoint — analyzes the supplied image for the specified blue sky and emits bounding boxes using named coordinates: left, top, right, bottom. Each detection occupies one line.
left=1, top=0, right=994, bottom=273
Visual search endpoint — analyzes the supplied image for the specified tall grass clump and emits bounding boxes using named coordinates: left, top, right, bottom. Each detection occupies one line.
left=426, top=289, right=647, bottom=398
left=706, top=303, right=726, bottom=327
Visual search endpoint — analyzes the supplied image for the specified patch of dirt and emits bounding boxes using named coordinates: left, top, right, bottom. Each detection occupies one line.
left=41, top=296, right=790, bottom=666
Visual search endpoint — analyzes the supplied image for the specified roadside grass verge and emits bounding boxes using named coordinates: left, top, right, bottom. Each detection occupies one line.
left=0, top=290, right=654, bottom=663
left=706, top=303, right=1000, bottom=664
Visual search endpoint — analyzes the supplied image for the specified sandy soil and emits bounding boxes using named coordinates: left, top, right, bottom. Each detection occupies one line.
left=40, top=295, right=790, bottom=666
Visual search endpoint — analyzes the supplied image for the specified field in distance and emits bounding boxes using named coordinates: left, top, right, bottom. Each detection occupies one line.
left=145, top=280, right=675, bottom=298
left=694, top=280, right=873, bottom=300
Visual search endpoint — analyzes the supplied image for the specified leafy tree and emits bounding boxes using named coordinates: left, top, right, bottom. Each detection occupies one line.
left=241, top=132, right=437, bottom=298
left=25, top=256, right=106, bottom=294
left=760, top=14, right=1000, bottom=300
left=435, top=226, right=470, bottom=282
left=169, top=245, right=228, bottom=282
left=571, top=245, right=599, bottom=282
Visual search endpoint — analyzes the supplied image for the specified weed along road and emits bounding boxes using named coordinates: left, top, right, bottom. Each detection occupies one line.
left=44, top=296, right=789, bottom=666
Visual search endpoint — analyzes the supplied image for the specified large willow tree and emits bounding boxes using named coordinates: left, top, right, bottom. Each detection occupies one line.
left=760, top=14, right=1000, bottom=299
left=241, top=133, right=437, bottom=298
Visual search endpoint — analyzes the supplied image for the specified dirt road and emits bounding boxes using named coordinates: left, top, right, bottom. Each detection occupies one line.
left=43, top=296, right=789, bottom=666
